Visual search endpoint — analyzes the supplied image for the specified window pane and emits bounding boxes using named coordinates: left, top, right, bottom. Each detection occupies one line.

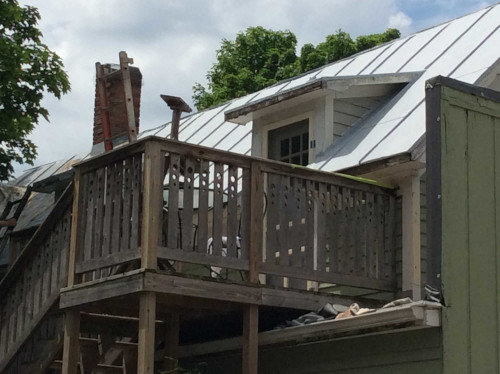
left=291, top=135, right=301, bottom=153
left=302, top=133, right=309, bottom=151
left=280, top=139, right=289, bottom=157
left=291, top=155, right=301, bottom=165
left=302, top=152, right=308, bottom=166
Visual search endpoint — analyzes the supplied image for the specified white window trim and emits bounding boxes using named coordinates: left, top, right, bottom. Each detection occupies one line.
left=262, top=111, right=315, bottom=164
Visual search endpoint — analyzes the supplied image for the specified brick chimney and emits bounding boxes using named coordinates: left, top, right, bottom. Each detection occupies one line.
left=92, top=63, right=142, bottom=152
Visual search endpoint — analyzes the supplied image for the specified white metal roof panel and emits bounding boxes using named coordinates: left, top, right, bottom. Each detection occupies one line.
left=312, top=4, right=500, bottom=171
left=315, top=58, right=355, bottom=78
left=336, top=45, right=392, bottom=76
left=374, top=24, right=448, bottom=75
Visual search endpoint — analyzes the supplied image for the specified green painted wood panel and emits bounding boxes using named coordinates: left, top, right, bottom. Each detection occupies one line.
left=184, top=328, right=442, bottom=374
left=440, top=85, right=500, bottom=374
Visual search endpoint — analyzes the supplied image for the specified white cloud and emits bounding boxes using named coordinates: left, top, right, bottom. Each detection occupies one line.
left=389, top=11, right=413, bottom=29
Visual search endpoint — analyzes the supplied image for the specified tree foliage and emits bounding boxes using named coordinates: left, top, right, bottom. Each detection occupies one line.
left=0, top=0, right=70, bottom=181
left=193, top=27, right=400, bottom=110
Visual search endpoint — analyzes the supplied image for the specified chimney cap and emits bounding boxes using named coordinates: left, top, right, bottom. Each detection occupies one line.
left=161, top=95, right=192, bottom=113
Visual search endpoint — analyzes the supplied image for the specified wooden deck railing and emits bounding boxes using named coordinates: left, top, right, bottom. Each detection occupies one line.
left=69, top=136, right=397, bottom=292
left=0, top=185, right=72, bottom=371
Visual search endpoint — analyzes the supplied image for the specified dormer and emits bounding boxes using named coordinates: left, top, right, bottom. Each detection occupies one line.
left=225, top=72, right=420, bottom=165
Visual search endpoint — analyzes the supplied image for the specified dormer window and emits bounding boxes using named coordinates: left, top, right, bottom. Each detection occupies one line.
left=268, top=119, right=309, bottom=166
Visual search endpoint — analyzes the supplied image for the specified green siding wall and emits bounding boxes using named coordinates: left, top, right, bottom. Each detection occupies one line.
left=421, top=172, right=427, bottom=299
left=185, top=328, right=442, bottom=374
left=439, top=84, right=500, bottom=374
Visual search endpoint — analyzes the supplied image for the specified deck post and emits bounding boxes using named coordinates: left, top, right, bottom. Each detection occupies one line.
left=61, top=309, right=80, bottom=374
left=141, top=140, right=164, bottom=269
left=242, top=161, right=263, bottom=374
left=137, top=291, right=157, bottom=374
left=164, top=310, right=180, bottom=373
left=400, top=172, right=422, bottom=300
left=243, top=304, right=259, bottom=374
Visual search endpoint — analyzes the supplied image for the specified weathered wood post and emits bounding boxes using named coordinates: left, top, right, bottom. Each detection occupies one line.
left=243, top=160, right=264, bottom=374
left=137, top=139, right=164, bottom=373
left=62, top=168, right=83, bottom=374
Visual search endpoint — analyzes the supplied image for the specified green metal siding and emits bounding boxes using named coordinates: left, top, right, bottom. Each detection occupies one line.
left=421, top=172, right=427, bottom=299
left=439, top=85, right=500, bottom=374
left=186, top=328, right=442, bottom=374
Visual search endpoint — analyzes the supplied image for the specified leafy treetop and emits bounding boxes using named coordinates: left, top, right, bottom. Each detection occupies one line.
left=193, top=27, right=400, bottom=111
left=0, top=0, right=70, bottom=181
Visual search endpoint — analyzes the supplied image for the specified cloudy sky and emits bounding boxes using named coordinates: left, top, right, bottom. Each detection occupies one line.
left=14, top=0, right=497, bottom=176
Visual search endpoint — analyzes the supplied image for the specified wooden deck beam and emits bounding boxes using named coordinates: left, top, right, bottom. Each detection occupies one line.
left=60, top=270, right=364, bottom=312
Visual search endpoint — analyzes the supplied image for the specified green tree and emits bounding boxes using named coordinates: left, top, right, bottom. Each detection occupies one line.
left=0, top=0, right=70, bottom=181
left=193, top=27, right=400, bottom=111
left=193, top=26, right=299, bottom=110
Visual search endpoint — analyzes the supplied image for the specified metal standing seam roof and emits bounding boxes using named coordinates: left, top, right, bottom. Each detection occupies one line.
left=141, top=3, right=500, bottom=173
left=11, top=3, right=500, bottom=187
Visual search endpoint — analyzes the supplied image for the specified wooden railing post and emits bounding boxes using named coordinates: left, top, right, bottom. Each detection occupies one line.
left=67, top=169, right=82, bottom=287
left=242, top=161, right=263, bottom=374
left=141, top=140, right=164, bottom=269
left=248, top=161, right=263, bottom=283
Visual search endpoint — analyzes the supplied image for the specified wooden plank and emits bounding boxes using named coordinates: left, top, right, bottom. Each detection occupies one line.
left=239, top=168, right=251, bottom=263
left=242, top=304, right=258, bottom=374
left=248, top=161, right=263, bottom=283
left=167, top=153, right=181, bottom=249
left=24, top=259, right=35, bottom=333
left=305, top=180, right=315, bottom=272
left=141, top=141, right=163, bottom=269
left=259, top=262, right=394, bottom=291
left=467, top=109, right=498, bottom=373
left=353, top=190, right=364, bottom=276
left=366, top=192, right=377, bottom=279
left=75, top=248, right=141, bottom=274
left=212, top=162, right=224, bottom=256
left=278, top=175, right=290, bottom=270
left=61, top=309, right=80, bottom=374
left=181, top=157, right=195, bottom=251
left=197, top=159, right=210, bottom=253
left=75, top=139, right=146, bottom=174
left=67, top=170, right=81, bottom=288
left=83, top=171, right=95, bottom=265
left=137, top=291, right=156, bottom=374
left=60, top=208, right=71, bottom=287
left=265, top=172, right=281, bottom=286
left=22, top=258, right=33, bottom=334
left=101, top=163, right=114, bottom=256
left=384, top=195, right=396, bottom=281
left=143, top=272, right=261, bottom=305
left=50, top=220, right=62, bottom=296
left=92, top=167, right=105, bottom=262
left=42, top=234, right=53, bottom=304
left=326, top=185, right=340, bottom=273
left=289, top=178, right=307, bottom=289
left=441, top=102, right=470, bottom=374
left=111, top=160, right=123, bottom=254
left=121, top=157, right=133, bottom=251
left=31, top=244, right=43, bottom=317
left=226, top=166, right=239, bottom=258
left=317, top=182, right=327, bottom=273
left=158, top=247, right=249, bottom=271
left=130, top=153, right=143, bottom=249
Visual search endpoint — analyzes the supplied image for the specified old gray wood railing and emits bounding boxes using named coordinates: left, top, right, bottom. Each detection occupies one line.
left=0, top=185, right=72, bottom=372
left=69, top=136, right=397, bottom=292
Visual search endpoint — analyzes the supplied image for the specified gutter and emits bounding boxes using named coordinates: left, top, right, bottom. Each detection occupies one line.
left=179, top=301, right=441, bottom=358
